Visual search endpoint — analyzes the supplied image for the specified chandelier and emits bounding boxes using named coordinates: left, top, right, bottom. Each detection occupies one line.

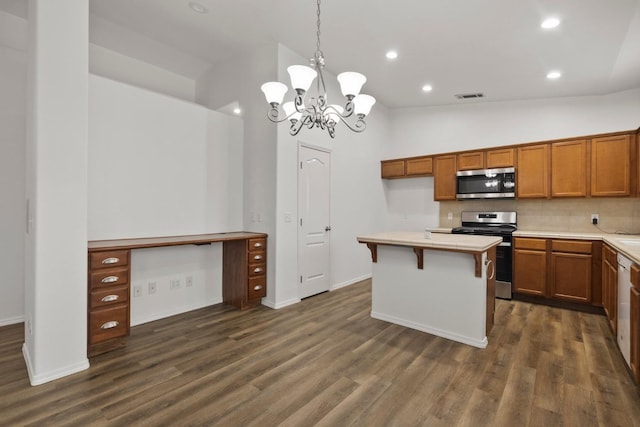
left=260, top=0, right=376, bottom=139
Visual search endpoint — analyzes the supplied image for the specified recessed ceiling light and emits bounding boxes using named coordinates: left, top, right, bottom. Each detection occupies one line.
left=546, top=71, right=562, bottom=79
left=188, top=2, right=208, bottom=14
left=422, top=84, right=433, bottom=92
left=385, top=50, right=398, bottom=60
left=233, top=107, right=242, bottom=115
left=541, top=17, right=560, bottom=29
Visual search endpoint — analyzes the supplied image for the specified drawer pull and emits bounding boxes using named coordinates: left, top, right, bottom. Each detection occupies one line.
left=102, top=257, right=120, bottom=264
left=100, top=294, right=119, bottom=303
left=100, top=321, right=119, bottom=330
left=253, top=267, right=263, bottom=273
left=253, top=285, right=263, bottom=291
left=253, top=255, right=263, bottom=260
left=101, top=276, right=119, bottom=284
left=253, top=242, right=262, bottom=248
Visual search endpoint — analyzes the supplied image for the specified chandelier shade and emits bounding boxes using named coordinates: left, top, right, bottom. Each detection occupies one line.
left=260, top=82, right=288, bottom=106
left=287, top=65, right=318, bottom=93
left=260, top=0, right=375, bottom=139
left=337, top=72, right=367, bottom=99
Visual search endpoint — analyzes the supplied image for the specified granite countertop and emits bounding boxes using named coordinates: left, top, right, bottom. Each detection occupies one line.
left=426, top=227, right=640, bottom=265
left=357, top=231, right=502, bottom=253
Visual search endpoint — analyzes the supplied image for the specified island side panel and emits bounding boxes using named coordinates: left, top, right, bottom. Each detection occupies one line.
left=370, top=245, right=488, bottom=348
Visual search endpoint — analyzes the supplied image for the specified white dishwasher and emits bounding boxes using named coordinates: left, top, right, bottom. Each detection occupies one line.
left=617, top=253, right=632, bottom=366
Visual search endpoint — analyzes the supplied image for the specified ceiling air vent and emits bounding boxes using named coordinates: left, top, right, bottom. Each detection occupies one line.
left=454, top=93, right=484, bottom=100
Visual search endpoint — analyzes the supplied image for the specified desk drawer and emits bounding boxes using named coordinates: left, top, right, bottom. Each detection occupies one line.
left=248, top=263, right=266, bottom=277
left=89, top=305, right=128, bottom=344
left=248, top=276, right=267, bottom=299
left=90, top=250, right=129, bottom=270
left=248, top=238, right=266, bottom=251
left=90, top=267, right=129, bottom=289
left=249, top=251, right=266, bottom=263
left=90, top=286, right=129, bottom=309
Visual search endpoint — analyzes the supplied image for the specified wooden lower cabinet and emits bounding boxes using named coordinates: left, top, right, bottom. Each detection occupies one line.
left=514, top=237, right=600, bottom=306
left=87, top=249, right=131, bottom=356
left=549, top=240, right=592, bottom=303
left=514, top=238, right=548, bottom=296
left=223, top=237, right=267, bottom=310
left=602, top=244, right=618, bottom=334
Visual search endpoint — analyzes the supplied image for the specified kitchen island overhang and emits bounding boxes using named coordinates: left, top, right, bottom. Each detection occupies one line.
left=357, top=232, right=502, bottom=348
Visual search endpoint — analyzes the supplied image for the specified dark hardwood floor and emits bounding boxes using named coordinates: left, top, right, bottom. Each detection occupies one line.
left=1, top=279, right=639, bottom=426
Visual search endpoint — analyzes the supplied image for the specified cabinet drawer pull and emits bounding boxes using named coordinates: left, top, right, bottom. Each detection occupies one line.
left=253, top=255, right=263, bottom=261
left=102, top=257, right=120, bottom=264
left=253, top=242, right=262, bottom=248
left=100, top=321, right=119, bottom=330
left=253, top=267, right=263, bottom=273
left=101, top=276, right=119, bottom=284
left=253, top=285, right=263, bottom=291
left=100, top=295, right=119, bottom=303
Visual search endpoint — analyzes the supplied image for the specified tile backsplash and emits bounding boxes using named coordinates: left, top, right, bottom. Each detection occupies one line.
left=439, top=198, right=640, bottom=234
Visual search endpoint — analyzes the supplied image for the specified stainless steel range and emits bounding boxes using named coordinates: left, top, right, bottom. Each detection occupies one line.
left=451, top=211, right=516, bottom=299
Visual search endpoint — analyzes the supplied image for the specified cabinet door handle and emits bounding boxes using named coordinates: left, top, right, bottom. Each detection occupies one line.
left=253, top=285, right=263, bottom=291
left=101, top=276, right=119, bottom=284
left=102, top=257, right=120, bottom=264
left=100, top=294, right=119, bottom=303
left=100, top=321, right=119, bottom=329
left=253, top=255, right=263, bottom=261
left=253, top=267, right=263, bottom=273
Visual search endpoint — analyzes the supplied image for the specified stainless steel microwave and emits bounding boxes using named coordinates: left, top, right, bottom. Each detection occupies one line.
left=456, top=167, right=515, bottom=199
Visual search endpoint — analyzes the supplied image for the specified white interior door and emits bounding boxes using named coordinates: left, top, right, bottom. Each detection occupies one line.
left=298, top=145, right=331, bottom=299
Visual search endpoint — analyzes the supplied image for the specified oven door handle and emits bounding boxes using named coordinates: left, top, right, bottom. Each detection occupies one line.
left=498, top=241, right=511, bottom=247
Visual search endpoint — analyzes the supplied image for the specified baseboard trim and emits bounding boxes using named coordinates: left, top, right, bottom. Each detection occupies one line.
left=370, top=311, right=488, bottom=349
left=22, top=343, right=90, bottom=386
left=262, top=297, right=301, bottom=310
left=331, top=274, right=371, bottom=291
left=0, top=315, right=24, bottom=327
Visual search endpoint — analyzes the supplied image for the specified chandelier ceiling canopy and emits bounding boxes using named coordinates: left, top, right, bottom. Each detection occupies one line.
left=260, top=0, right=375, bottom=139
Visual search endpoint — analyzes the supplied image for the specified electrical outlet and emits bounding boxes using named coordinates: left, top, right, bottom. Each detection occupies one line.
left=591, top=213, right=599, bottom=225
left=186, top=276, right=193, bottom=287
left=134, top=285, right=142, bottom=297
left=27, top=314, right=33, bottom=336
left=170, top=279, right=181, bottom=290
left=447, top=212, right=453, bottom=220
left=148, top=282, right=157, bottom=294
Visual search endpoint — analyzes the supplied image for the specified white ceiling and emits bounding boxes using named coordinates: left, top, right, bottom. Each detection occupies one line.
left=2, top=0, right=640, bottom=108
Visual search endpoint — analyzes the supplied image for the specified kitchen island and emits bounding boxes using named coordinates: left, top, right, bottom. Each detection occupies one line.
left=357, top=232, right=502, bottom=348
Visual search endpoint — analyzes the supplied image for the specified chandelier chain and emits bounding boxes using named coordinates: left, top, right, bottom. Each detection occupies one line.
left=316, top=0, right=321, bottom=54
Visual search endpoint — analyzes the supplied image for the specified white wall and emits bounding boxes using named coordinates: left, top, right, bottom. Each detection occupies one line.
left=195, top=45, right=278, bottom=305
left=88, top=75, right=243, bottom=325
left=90, top=44, right=195, bottom=102
left=0, top=41, right=26, bottom=326
left=382, top=89, right=640, bottom=230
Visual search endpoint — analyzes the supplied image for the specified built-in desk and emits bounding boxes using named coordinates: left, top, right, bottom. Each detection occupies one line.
left=87, top=232, right=267, bottom=356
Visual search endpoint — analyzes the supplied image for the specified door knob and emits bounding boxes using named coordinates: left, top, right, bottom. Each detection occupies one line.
left=325, top=226, right=332, bottom=231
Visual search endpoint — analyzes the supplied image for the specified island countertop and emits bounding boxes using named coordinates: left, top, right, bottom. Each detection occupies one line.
left=357, top=231, right=502, bottom=253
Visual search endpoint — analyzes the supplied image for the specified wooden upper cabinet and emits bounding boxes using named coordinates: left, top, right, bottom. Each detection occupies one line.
left=517, top=144, right=550, bottom=198
left=434, top=155, right=457, bottom=200
left=381, top=160, right=405, bottom=179
left=406, top=156, right=433, bottom=176
left=591, top=134, right=631, bottom=196
left=457, top=152, right=484, bottom=171
left=551, top=139, right=588, bottom=197
left=486, top=148, right=515, bottom=168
